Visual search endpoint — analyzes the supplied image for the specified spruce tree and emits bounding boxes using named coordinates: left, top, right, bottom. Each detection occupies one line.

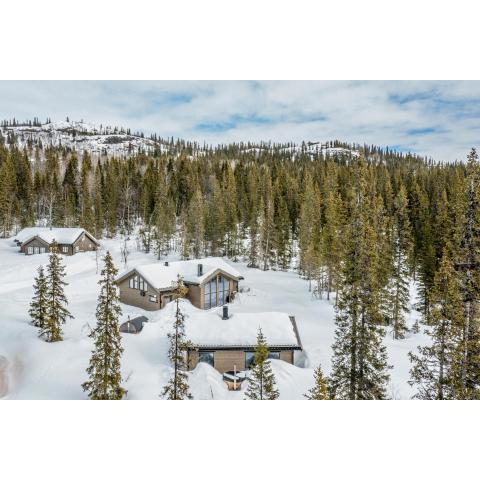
left=409, top=252, right=464, bottom=399
left=41, top=242, right=72, bottom=342
left=161, top=276, right=192, bottom=400
left=245, top=328, right=279, bottom=400
left=329, top=159, right=390, bottom=400
left=82, top=251, right=126, bottom=400
left=305, top=364, right=330, bottom=399
left=456, top=147, right=480, bottom=398
left=29, top=266, right=48, bottom=329
left=385, top=185, right=412, bottom=339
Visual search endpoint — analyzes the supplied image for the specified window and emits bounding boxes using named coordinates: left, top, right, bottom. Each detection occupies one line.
left=34, top=247, right=40, bottom=254
left=40, top=247, right=46, bottom=254
left=134, top=276, right=139, bottom=289
left=204, top=279, right=211, bottom=309
left=139, top=277, right=147, bottom=292
left=198, top=351, right=215, bottom=367
left=218, top=275, right=230, bottom=305
left=245, top=351, right=255, bottom=369
left=27, top=246, right=33, bottom=254
left=62, top=246, right=68, bottom=253
left=75, top=245, right=79, bottom=252
left=268, top=352, right=280, bottom=360
left=149, top=294, right=157, bottom=303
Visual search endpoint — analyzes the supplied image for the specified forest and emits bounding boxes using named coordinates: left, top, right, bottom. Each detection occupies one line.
left=0, top=125, right=479, bottom=400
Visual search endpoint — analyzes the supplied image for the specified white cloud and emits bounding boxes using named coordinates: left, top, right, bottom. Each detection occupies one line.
left=0, top=80, right=479, bottom=162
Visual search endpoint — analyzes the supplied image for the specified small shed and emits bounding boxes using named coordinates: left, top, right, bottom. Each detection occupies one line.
left=119, top=316, right=149, bottom=334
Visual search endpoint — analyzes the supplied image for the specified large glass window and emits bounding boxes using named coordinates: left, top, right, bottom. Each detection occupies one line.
left=218, top=275, right=229, bottom=305
left=245, top=351, right=255, bottom=369
left=198, top=351, right=214, bottom=367
left=203, top=275, right=231, bottom=309
left=139, top=277, right=147, bottom=291
left=268, top=352, right=280, bottom=360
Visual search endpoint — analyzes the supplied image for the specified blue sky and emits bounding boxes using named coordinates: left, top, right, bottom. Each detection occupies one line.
left=0, top=80, right=479, bottom=162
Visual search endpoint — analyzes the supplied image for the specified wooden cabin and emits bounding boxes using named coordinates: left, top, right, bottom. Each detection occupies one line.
left=14, top=227, right=99, bottom=256
left=115, top=258, right=243, bottom=311
left=185, top=306, right=303, bottom=374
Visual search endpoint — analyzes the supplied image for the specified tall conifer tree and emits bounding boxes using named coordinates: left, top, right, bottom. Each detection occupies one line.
left=82, top=251, right=126, bottom=400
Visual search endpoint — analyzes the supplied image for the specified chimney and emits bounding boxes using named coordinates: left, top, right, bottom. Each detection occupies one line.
left=164, top=261, right=169, bottom=267
left=197, top=263, right=203, bottom=277
left=222, top=305, right=229, bottom=320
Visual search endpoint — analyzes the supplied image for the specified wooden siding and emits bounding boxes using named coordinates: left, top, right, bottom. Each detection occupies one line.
left=72, top=233, right=98, bottom=253
left=20, top=233, right=98, bottom=256
left=213, top=350, right=246, bottom=373
left=188, top=348, right=295, bottom=373
left=117, top=272, right=161, bottom=311
left=280, top=350, right=293, bottom=364
left=21, top=237, right=50, bottom=255
left=186, top=284, right=202, bottom=309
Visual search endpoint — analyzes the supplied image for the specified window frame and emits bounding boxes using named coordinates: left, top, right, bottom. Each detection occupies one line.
left=198, top=351, right=215, bottom=367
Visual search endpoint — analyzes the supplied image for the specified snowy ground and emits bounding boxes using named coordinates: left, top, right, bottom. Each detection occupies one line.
left=0, top=237, right=430, bottom=399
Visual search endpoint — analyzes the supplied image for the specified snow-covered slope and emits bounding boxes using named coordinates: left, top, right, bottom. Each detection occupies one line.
left=1, top=120, right=169, bottom=157
left=1, top=120, right=361, bottom=160
left=0, top=235, right=429, bottom=400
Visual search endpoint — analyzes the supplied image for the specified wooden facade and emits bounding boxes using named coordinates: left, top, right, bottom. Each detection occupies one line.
left=20, top=231, right=99, bottom=256
left=116, top=268, right=239, bottom=311
left=187, top=347, right=299, bottom=374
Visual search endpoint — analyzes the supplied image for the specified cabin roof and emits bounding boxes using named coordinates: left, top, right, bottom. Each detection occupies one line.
left=183, top=307, right=301, bottom=349
left=116, top=258, right=242, bottom=290
left=14, top=227, right=99, bottom=246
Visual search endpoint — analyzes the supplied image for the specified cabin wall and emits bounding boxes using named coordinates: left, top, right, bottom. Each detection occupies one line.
left=73, top=234, right=98, bottom=253
left=21, top=238, right=50, bottom=255
left=188, top=349, right=296, bottom=373
left=117, top=273, right=161, bottom=311
left=214, top=351, right=246, bottom=373
left=187, top=284, right=202, bottom=309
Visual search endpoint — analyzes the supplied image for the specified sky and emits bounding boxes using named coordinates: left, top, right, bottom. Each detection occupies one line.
left=0, top=80, right=479, bottom=162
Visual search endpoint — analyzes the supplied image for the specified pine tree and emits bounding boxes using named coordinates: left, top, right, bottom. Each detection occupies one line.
left=41, top=242, right=72, bottom=342
left=305, top=364, right=330, bottom=399
left=245, top=328, right=279, bottom=400
left=82, top=252, right=126, bottom=400
left=161, top=276, right=192, bottom=400
left=408, top=252, right=464, bottom=399
left=29, top=266, right=48, bottom=329
left=329, top=159, right=390, bottom=400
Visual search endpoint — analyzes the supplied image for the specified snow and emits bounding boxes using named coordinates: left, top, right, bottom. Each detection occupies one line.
left=0, top=235, right=430, bottom=399
left=2, top=121, right=169, bottom=158
left=116, top=257, right=242, bottom=290
left=179, top=304, right=299, bottom=347
left=14, top=227, right=94, bottom=245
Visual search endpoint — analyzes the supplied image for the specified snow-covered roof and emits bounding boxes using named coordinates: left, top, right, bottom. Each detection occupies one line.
left=14, top=227, right=98, bottom=245
left=184, top=308, right=301, bottom=348
left=116, top=258, right=242, bottom=290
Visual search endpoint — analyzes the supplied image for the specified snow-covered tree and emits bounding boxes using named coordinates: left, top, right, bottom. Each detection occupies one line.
left=161, top=276, right=192, bottom=400
left=29, top=266, right=48, bottom=329
left=82, top=251, right=126, bottom=400
left=305, top=364, right=330, bottom=400
left=245, top=328, right=279, bottom=400
left=41, top=242, right=72, bottom=342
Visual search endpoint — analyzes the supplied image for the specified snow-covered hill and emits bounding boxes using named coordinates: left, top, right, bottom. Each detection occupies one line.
left=1, top=120, right=169, bottom=157
left=1, top=119, right=361, bottom=160
left=0, top=235, right=428, bottom=400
